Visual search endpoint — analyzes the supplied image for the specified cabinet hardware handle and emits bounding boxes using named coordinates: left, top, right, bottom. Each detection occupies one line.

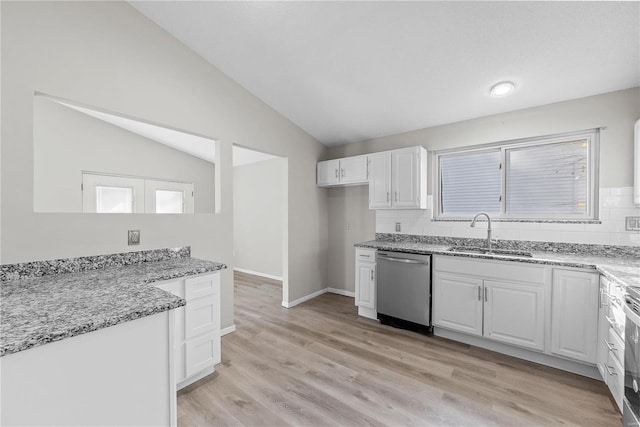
left=605, top=342, right=617, bottom=352
left=371, top=270, right=374, bottom=281
left=606, top=366, right=618, bottom=376
left=605, top=316, right=619, bottom=328
left=478, top=286, right=482, bottom=301
left=484, top=287, right=488, bottom=302
left=341, top=169, right=345, bottom=178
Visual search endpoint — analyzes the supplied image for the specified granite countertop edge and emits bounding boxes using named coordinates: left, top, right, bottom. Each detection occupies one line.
left=1, top=259, right=227, bottom=357
left=355, top=240, right=640, bottom=289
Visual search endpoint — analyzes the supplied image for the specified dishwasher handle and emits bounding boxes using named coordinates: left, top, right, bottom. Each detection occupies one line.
left=377, top=255, right=429, bottom=265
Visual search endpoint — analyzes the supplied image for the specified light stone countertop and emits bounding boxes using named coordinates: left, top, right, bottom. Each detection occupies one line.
left=0, top=257, right=226, bottom=357
left=355, top=240, right=640, bottom=290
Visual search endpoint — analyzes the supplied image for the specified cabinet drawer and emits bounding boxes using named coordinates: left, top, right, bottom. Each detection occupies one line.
left=607, top=301, right=626, bottom=339
left=434, top=256, right=545, bottom=284
left=185, top=273, right=219, bottom=301
left=356, top=248, right=377, bottom=263
left=608, top=279, right=626, bottom=308
left=607, top=326, right=625, bottom=366
left=186, top=332, right=221, bottom=378
left=606, top=352, right=624, bottom=413
left=185, top=296, right=220, bottom=339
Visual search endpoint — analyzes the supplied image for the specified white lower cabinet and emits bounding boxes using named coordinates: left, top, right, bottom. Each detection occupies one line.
left=155, top=272, right=221, bottom=390
left=484, top=280, right=545, bottom=351
left=433, top=267, right=544, bottom=351
left=432, top=273, right=483, bottom=336
left=355, top=248, right=377, bottom=319
left=550, top=269, right=599, bottom=363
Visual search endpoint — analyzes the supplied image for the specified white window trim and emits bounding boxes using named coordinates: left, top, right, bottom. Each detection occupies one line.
left=432, top=129, right=600, bottom=221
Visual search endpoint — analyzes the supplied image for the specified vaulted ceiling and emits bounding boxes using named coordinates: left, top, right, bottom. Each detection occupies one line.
left=130, top=1, right=640, bottom=146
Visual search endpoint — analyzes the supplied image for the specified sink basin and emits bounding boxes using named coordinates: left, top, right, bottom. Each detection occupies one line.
left=446, top=246, right=533, bottom=257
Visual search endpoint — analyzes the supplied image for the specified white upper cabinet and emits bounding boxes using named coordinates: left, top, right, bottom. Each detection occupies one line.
left=340, top=155, right=369, bottom=184
left=368, top=146, right=427, bottom=209
left=316, top=159, right=340, bottom=187
left=368, top=152, right=392, bottom=208
left=317, top=155, right=368, bottom=187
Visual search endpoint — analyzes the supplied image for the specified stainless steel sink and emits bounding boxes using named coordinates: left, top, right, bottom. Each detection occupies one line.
left=446, top=246, right=533, bottom=257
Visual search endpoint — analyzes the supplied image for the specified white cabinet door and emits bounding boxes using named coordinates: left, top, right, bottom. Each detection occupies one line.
left=317, top=159, right=340, bottom=187
left=368, top=152, right=392, bottom=208
left=317, top=160, right=339, bottom=186
left=551, top=269, right=599, bottom=363
left=433, top=273, right=483, bottom=336
left=392, top=147, right=421, bottom=208
left=483, top=280, right=545, bottom=351
left=356, top=262, right=376, bottom=310
left=340, top=155, right=368, bottom=185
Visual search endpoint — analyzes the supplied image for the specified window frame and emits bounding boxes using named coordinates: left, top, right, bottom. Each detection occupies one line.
left=432, top=129, right=600, bottom=221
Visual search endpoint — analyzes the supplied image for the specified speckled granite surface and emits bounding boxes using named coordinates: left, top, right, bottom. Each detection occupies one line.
left=1, top=247, right=191, bottom=281
left=357, top=235, right=640, bottom=289
left=1, top=257, right=226, bottom=357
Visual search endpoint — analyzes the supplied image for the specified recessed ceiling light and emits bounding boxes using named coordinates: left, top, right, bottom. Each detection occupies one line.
left=490, top=81, right=515, bottom=97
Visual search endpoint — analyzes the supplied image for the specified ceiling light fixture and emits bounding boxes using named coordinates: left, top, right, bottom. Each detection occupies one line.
left=490, top=81, right=515, bottom=97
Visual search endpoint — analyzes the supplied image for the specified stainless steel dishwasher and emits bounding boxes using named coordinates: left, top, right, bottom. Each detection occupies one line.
left=376, top=251, right=432, bottom=335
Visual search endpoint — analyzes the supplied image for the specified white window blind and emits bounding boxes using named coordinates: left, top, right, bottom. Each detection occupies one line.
left=440, top=150, right=501, bottom=215
left=506, top=140, right=588, bottom=215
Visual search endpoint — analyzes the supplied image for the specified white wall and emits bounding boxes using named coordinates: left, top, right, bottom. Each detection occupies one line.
left=233, top=158, right=285, bottom=279
left=327, top=88, right=640, bottom=291
left=33, top=97, right=215, bottom=214
left=1, top=1, right=329, bottom=327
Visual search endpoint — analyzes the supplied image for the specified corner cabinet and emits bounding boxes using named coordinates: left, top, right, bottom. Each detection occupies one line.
left=550, top=269, right=599, bottom=363
left=317, top=155, right=368, bottom=187
left=155, top=272, right=221, bottom=390
left=355, top=248, right=377, bottom=320
left=368, top=146, right=427, bottom=209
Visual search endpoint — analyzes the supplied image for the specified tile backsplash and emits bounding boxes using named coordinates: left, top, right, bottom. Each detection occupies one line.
left=376, top=187, right=640, bottom=246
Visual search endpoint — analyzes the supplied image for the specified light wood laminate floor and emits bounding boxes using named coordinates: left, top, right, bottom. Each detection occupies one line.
left=177, top=271, right=620, bottom=426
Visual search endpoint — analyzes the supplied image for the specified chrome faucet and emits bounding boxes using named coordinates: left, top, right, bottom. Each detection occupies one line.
left=471, top=212, right=493, bottom=251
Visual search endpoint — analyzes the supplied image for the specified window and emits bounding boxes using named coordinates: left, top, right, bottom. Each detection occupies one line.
left=155, top=190, right=184, bottom=214
left=95, top=186, right=134, bottom=213
left=82, top=172, right=194, bottom=214
left=434, top=130, right=599, bottom=220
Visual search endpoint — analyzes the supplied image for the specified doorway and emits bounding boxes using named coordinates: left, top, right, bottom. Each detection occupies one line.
left=232, top=145, right=288, bottom=306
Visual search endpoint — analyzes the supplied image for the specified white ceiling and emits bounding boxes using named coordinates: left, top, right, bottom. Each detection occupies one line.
left=130, top=1, right=639, bottom=147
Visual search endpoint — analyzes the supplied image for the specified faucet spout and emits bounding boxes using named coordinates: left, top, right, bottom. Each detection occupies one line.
left=470, top=212, right=493, bottom=251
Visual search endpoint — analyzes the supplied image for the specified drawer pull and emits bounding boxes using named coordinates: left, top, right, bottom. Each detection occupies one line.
left=605, top=316, right=619, bottom=328
left=606, top=366, right=618, bottom=376
left=605, top=342, right=617, bottom=352
left=478, top=286, right=482, bottom=301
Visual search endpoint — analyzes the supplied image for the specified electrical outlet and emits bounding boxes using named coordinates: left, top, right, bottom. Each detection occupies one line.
left=626, top=217, right=640, bottom=231
left=395, top=222, right=401, bottom=232
left=128, top=230, right=140, bottom=245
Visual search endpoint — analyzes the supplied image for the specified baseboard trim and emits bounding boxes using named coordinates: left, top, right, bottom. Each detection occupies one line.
left=233, top=267, right=282, bottom=281
left=283, top=287, right=355, bottom=308
left=282, top=288, right=328, bottom=308
left=434, top=327, right=601, bottom=380
left=327, top=288, right=355, bottom=298
left=220, top=324, right=236, bottom=336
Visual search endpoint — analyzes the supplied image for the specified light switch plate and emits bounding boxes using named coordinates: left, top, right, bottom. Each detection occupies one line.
left=395, top=222, right=401, bottom=232
left=128, top=230, right=140, bottom=245
left=626, top=217, right=640, bottom=231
